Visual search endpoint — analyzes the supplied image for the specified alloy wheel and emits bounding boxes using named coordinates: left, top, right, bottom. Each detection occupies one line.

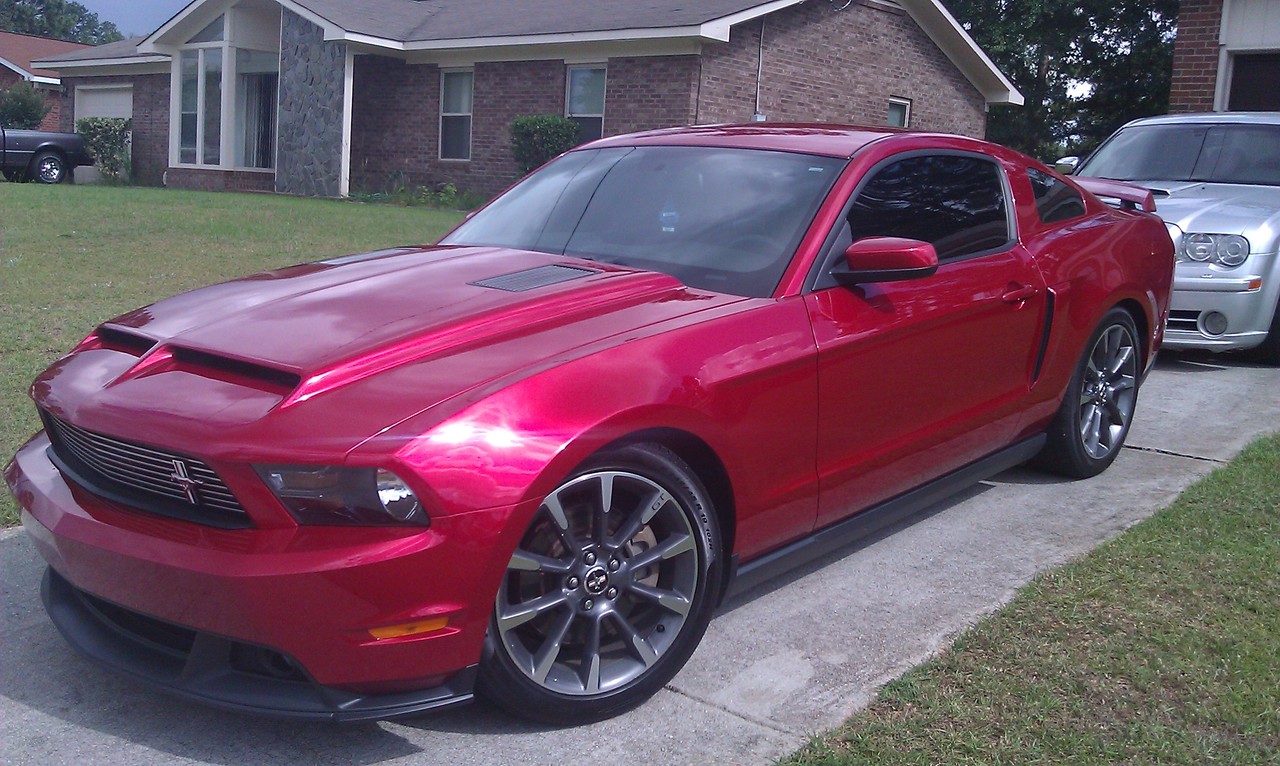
left=1077, top=323, right=1138, bottom=459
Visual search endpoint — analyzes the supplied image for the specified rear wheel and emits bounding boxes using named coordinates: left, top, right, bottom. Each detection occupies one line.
left=31, top=151, right=67, bottom=184
left=478, top=443, right=722, bottom=724
left=1036, top=308, right=1140, bottom=478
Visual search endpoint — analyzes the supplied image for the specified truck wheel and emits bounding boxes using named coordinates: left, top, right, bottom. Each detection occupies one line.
left=30, top=151, right=67, bottom=184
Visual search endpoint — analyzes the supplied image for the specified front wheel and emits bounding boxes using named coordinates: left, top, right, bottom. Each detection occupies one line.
left=478, top=443, right=722, bottom=724
left=1036, top=308, right=1141, bottom=478
left=31, top=151, right=67, bottom=184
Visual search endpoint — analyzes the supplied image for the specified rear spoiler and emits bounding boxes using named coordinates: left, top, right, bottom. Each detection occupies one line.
left=1074, top=177, right=1157, bottom=213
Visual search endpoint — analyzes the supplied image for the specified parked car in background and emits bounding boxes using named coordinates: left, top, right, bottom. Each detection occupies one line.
left=6, top=125, right=1173, bottom=726
left=1070, top=113, right=1280, bottom=363
left=0, top=122, right=93, bottom=183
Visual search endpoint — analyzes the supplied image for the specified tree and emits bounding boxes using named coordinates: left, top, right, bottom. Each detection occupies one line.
left=0, top=0, right=123, bottom=45
left=946, top=0, right=1177, bottom=160
left=0, top=81, right=51, bottom=129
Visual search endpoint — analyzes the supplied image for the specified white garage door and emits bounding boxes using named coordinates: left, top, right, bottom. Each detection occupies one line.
left=74, top=85, right=133, bottom=183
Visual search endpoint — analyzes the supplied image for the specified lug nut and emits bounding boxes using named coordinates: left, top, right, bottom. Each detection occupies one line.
left=606, top=587, right=618, bottom=599
left=584, top=551, right=597, bottom=565
left=582, top=599, right=595, bottom=610
left=566, top=576, right=580, bottom=590
left=608, top=558, right=620, bottom=572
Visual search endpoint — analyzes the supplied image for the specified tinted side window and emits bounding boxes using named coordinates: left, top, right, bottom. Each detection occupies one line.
left=1027, top=168, right=1086, bottom=224
left=847, top=154, right=1011, bottom=261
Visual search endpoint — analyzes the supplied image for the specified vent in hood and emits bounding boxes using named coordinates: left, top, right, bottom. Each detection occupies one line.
left=471, top=264, right=598, bottom=292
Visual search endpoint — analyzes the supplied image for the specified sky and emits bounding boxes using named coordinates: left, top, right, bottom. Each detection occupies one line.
left=78, top=0, right=188, bottom=38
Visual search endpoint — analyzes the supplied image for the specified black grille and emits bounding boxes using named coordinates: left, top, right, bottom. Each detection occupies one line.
left=1167, top=309, right=1199, bottom=333
left=42, top=412, right=250, bottom=528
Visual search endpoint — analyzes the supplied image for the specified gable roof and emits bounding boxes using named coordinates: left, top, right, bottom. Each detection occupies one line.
left=0, top=29, right=91, bottom=84
left=36, top=0, right=1023, bottom=105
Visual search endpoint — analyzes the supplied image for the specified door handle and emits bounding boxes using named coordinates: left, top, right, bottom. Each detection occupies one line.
left=1002, top=284, right=1039, bottom=304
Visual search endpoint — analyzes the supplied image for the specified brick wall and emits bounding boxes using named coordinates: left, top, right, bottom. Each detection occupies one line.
left=167, top=167, right=275, bottom=192
left=604, top=56, right=699, bottom=135
left=1170, top=0, right=1224, bottom=113
left=60, top=73, right=170, bottom=186
left=39, top=87, right=62, bottom=131
left=0, top=68, right=18, bottom=89
left=700, top=0, right=986, bottom=137
left=351, top=55, right=566, bottom=197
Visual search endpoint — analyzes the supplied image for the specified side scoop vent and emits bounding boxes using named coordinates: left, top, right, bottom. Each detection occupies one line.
left=471, top=264, right=598, bottom=292
left=98, top=327, right=157, bottom=357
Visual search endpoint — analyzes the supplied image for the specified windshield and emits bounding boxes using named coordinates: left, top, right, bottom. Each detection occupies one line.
left=1079, top=123, right=1280, bottom=186
left=441, top=146, right=845, bottom=297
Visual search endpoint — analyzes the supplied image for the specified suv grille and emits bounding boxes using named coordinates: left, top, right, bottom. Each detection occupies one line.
left=42, top=412, right=250, bottom=528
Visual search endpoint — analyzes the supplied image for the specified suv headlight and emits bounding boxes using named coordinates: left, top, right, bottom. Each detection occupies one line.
left=255, top=464, right=428, bottom=526
left=1177, top=233, right=1250, bottom=267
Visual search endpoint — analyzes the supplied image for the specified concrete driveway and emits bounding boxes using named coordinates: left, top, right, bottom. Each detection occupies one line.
left=2, top=351, right=1277, bottom=766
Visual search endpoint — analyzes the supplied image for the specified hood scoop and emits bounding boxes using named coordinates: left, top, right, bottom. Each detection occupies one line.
left=471, top=264, right=598, bottom=292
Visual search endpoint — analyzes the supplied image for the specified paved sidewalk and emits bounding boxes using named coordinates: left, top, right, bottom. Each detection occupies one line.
left=2, top=352, right=1277, bottom=766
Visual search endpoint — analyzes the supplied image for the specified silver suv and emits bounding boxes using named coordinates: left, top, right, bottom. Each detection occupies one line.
left=1071, top=113, right=1280, bottom=364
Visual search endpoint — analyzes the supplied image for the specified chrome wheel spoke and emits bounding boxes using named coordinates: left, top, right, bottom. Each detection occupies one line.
left=498, top=591, right=568, bottom=632
left=609, top=488, right=670, bottom=548
left=531, top=609, right=574, bottom=684
left=542, top=493, right=581, bottom=550
left=508, top=549, right=573, bottom=574
left=626, top=532, right=694, bottom=572
left=629, top=582, right=692, bottom=616
left=592, top=473, right=614, bottom=545
left=578, top=614, right=603, bottom=693
left=610, top=611, right=659, bottom=667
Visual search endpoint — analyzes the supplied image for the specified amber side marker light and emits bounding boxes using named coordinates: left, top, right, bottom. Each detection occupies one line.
left=1248, top=278, right=1263, bottom=291
left=369, top=617, right=449, bottom=640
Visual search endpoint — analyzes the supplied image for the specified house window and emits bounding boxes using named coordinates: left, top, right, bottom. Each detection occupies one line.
left=178, top=47, right=222, bottom=165
left=440, top=69, right=473, bottom=160
left=887, top=97, right=911, bottom=128
left=174, top=12, right=279, bottom=170
left=566, top=66, right=606, bottom=142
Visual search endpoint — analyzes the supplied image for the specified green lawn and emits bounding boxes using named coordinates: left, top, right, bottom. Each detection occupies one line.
left=0, top=183, right=463, bottom=526
left=783, top=433, right=1280, bottom=765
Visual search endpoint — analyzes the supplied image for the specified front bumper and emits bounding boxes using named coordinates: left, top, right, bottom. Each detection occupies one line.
left=1163, top=264, right=1279, bottom=352
left=6, top=432, right=526, bottom=720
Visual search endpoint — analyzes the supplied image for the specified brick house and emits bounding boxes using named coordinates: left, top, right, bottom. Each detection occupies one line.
left=34, top=0, right=1021, bottom=198
left=0, top=30, right=89, bottom=131
left=1171, top=0, right=1280, bottom=113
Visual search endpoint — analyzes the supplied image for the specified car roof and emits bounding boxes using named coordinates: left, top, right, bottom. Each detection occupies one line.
left=585, top=123, right=913, bottom=159
left=1121, top=112, right=1280, bottom=128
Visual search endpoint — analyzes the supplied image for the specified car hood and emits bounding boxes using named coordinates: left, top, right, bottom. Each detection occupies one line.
left=34, top=246, right=741, bottom=457
left=1141, top=181, right=1280, bottom=250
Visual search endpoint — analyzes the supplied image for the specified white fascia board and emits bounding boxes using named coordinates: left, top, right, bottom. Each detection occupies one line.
left=698, top=0, right=809, bottom=40
left=34, top=56, right=170, bottom=70
left=29, top=75, right=61, bottom=85
left=139, top=0, right=342, bottom=52
left=0, top=54, right=30, bottom=78
left=899, top=0, right=1024, bottom=106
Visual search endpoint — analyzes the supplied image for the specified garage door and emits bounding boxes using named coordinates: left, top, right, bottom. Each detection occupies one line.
left=73, top=85, right=133, bottom=183
left=1228, top=54, right=1280, bottom=111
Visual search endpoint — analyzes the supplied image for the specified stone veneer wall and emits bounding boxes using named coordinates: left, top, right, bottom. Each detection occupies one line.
left=276, top=9, right=345, bottom=197
left=1170, top=0, right=1224, bottom=113
left=699, top=0, right=986, bottom=137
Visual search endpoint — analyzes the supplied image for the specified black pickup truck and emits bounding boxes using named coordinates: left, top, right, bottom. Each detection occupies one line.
left=1, top=124, right=94, bottom=184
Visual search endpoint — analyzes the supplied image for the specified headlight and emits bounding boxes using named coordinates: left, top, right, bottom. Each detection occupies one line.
left=1177, top=233, right=1250, bottom=268
left=255, top=464, right=428, bottom=526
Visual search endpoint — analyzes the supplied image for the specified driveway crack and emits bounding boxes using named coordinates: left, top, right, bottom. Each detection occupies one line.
left=663, top=684, right=801, bottom=736
left=1123, top=444, right=1226, bottom=464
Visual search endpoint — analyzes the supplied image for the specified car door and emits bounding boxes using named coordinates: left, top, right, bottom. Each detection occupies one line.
left=806, top=152, right=1047, bottom=528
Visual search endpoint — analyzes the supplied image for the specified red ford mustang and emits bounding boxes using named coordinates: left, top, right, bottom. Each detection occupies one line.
left=6, top=125, right=1173, bottom=725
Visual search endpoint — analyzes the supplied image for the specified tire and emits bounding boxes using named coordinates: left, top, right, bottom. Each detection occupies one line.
left=1036, top=308, right=1141, bottom=478
left=30, top=151, right=67, bottom=184
left=478, top=443, right=722, bottom=724
left=1249, top=302, right=1280, bottom=365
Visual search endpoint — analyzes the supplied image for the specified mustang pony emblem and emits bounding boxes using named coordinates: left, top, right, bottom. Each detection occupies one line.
left=168, top=459, right=204, bottom=505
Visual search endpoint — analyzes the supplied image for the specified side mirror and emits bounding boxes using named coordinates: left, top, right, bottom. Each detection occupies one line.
left=833, top=237, right=939, bottom=285
left=1054, top=156, right=1080, bottom=175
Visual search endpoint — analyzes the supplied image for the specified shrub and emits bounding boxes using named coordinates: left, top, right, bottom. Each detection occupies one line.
left=0, top=82, right=52, bottom=130
left=76, top=117, right=132, bottom=181
left=510, top=115, right=580, bottom=174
